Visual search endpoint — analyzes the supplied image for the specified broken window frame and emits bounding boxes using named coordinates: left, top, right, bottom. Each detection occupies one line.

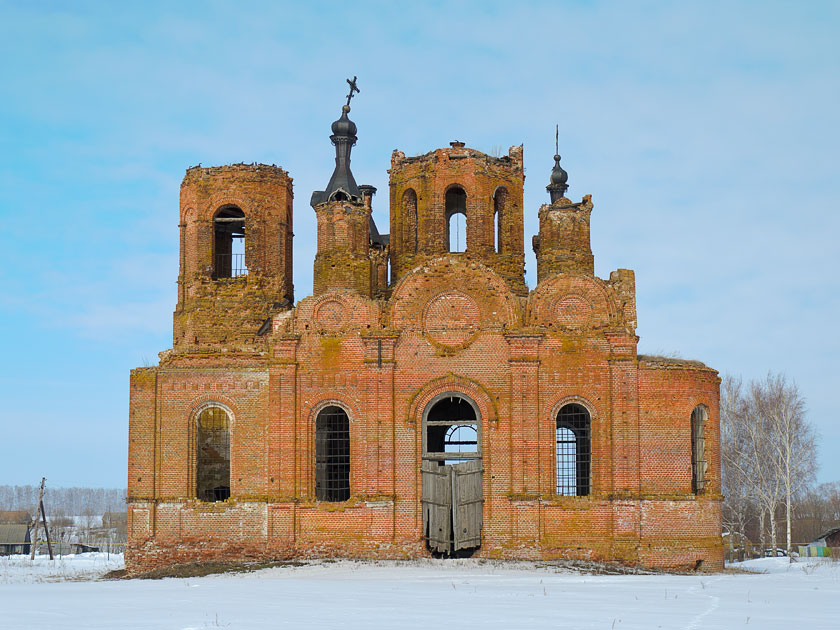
left=555, top=403, right=591, bottom=497
left=423, top=393, right=482, bottom=464
left=315, top=405, right=351, bottom=502
left=195, top=405, right=231, bottom=503
left=691, top=406, right=707, bottom=495
left=213, top=205, right=247, bottom=279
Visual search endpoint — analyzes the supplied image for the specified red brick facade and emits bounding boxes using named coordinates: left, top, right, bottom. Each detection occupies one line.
left=127, top=138, right=722, bottom=573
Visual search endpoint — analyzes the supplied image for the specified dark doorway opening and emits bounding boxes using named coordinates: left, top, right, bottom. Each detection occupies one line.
left=421, top=394, right=483, bottom=556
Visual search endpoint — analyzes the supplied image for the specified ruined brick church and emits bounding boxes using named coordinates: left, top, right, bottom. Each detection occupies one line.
left=127, top=82, right=722, bottom=572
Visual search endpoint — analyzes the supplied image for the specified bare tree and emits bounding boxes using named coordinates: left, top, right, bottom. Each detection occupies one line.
left=721, top=376, right=753, bottom=556
left=722, top=373, right=819, bottom=557
left=722, top=376, right=781, bottom=552
left=755, top=373, right=817, bottom=553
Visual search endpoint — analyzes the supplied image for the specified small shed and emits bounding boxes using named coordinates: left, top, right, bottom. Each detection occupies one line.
left=102, top=512, right=127, bottom=533
left=798, top=527, right=840, bottom=558
left=0, top=523, right=31, bottom=555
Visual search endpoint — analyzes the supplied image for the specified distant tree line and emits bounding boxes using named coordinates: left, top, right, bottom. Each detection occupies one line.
left=0, top=485, right=126, bottom=518
left=722, top=373, right=838, bottom=557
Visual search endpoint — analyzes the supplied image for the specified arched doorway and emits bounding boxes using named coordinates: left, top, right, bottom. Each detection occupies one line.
left=421, top=393, right=483, bottom=555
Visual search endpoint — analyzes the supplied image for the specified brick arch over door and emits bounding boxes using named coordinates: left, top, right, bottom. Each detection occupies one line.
left=406, top=373, right=498, bottom=427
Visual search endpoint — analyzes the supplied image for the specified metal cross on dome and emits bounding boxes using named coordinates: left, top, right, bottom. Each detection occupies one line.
left=345, top=76, right=360, bottom=107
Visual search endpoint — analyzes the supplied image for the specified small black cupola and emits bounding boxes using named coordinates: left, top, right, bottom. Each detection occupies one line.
left=546, top=125, right=569, bottom=203
left=311, top=76, right=363, bottom=207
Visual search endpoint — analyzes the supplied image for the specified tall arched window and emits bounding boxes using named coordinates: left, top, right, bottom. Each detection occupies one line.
left=691, top=406, right=707, bottom=494
left=315, top=405, right=350, bottom=501
left=493, top=187, right=507, bottom=253
left=213, top=206, right=246, bottom=278
left=402, top=188, right=418, bottom=254
left=556, top=403, right=591, bottom=496
left=445, top=187, right=467, bottom=253
left=196, top=406, right=231, bottom=502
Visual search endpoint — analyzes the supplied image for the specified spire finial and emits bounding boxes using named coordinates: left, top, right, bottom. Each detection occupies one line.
left=345, top=76, right=360, bottom=109
left=546, top=124, right=569, bottom=203
left=310, top=78, right=362, bottom=207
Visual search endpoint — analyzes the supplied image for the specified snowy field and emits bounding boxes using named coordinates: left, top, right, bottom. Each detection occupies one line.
left=1, top=554, right=838, bottom=629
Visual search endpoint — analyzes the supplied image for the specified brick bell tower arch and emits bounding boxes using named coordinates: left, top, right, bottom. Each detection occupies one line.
left=388, top=142, right=527, bottom=296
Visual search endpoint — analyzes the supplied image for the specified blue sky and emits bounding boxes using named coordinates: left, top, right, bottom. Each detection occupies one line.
left=1, top=1, right=838, bottom=488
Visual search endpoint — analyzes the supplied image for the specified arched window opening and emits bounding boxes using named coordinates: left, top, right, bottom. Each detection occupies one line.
left=425, top=394, right=479, bottom=465
left=445, top=187, right=467, bottom=253
left=213, top=206, right=247, bottom=279
left=402, top=188, right=418, bottom=254
left=556, top=403, right=591, bottom=496
left=691, top=406, right=707, bottom=494
left=493, top=187, right=507, bottom=253
left=196, top=407, right=231, bottom=502
left=315, top=406, right=350, bottom=501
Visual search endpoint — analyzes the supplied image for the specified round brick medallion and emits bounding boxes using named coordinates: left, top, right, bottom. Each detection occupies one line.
left=423, top=292, right=480, bottom=346
left=554, top=294, right=593, bottom=329
left=315, top=299, right=347, bottom=331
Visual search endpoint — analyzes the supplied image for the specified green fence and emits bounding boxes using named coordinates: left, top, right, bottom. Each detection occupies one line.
left=798, top=545, right=839, bottom=558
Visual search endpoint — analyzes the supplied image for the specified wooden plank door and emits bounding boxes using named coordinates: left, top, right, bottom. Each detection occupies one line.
left=452, top=459, right=483, bottom=551
left=421, top=460, right=452, bottom=554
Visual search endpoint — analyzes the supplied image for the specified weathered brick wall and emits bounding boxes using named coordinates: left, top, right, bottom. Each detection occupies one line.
left=534, top=194, right=595, bottom=282
left=638, top=359, right=721, bottom=496
left=313, top=199, right=374, bottom=296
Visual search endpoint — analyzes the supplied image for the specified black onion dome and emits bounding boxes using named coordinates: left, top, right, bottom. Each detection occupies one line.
left=550, top=154, right=568, bottom=185
left=331, top=105, right=357, bottom=137
left=546, top=153, right=569, bottom=203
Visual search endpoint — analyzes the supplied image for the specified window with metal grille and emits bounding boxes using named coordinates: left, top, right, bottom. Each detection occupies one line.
left=556, top=403, right=591, bottom=496
left=196, top=406, right=231, bottom=502
left=691, top=406, right=707, bottom=494
left=315, top=406, right=350, bottom=502
left=213, top=206, right=247, bottom=279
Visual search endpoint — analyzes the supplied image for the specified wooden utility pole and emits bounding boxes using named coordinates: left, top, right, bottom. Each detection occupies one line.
left=29, top=477, right=54, bottom=560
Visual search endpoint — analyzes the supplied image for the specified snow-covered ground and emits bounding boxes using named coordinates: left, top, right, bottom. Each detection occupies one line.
left=0, top=554, right=838, bottom=629
left=0, top=552, right=123, bottom=584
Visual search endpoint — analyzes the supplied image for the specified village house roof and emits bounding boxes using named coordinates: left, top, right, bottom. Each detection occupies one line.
left=0, top=523, right=30, bottom=544
left=0, top=510, right=32, bottom=524
left=811, top=527, right=840, bottom=545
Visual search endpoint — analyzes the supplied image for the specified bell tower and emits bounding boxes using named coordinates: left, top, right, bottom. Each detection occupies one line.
left=388, top=142, right=526, bottom=295
left=174, top=163, right=294, bottom=350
